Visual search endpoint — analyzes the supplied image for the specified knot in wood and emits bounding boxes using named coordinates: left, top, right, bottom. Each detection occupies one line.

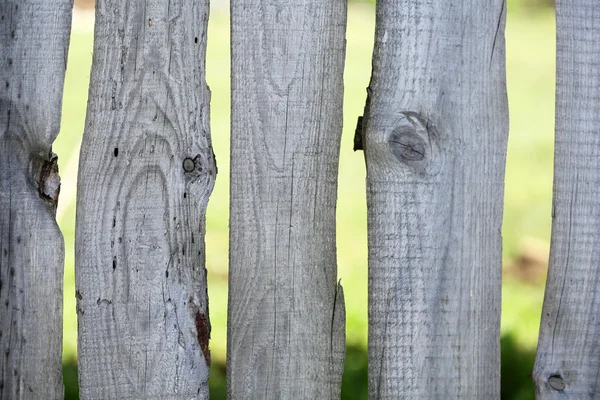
left=389, top=126, right=426, bottom=162
left=387, top=112, right=433, bottom=167
left=548, top=375, right=565, bottom=391
left=182, top=157, right=196, bottom=172
left=33, top=151, right=60, bottom=206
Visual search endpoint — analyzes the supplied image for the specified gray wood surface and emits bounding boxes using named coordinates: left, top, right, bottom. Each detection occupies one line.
left=0, top=1, right=71, bottom=398
left=533, top=2, right=600, bottom=398
left=75, top=0, right=215, bottom=398
left=228, top=1, right=347, bottom=398
left=361, top=1, right=508, bottom=398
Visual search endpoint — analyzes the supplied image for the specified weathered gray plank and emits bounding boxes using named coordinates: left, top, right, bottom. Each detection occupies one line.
left=228, top=1, right=347, bottom=398
left=0, top=1, right=71, bottom=398
left=75, top=0, right=215, bottom=398
left=361, top=1, right=508, bottom=398
left=533, top=2, right=600, bottom=398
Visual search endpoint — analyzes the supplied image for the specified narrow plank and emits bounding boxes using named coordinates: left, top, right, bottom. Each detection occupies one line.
left=0, top=1, right=71, bottom=398
left=228, top=1, right=347, bottom=398
left=75, top=0, right=215, bottom=398
left=533, top=2, right=600, bottom=397
left=361, top=1, right=508, bottom=398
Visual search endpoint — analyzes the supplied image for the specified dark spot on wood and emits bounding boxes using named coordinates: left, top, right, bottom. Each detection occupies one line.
left=4, top=81, right=8, bottom=89
left=165, top=270, right=169, bottom=278
left=9, top=268, right=14, bottom=277
left=96, top=298, right=112, bottom=306
left=75, top=291, right=83, bottom=300
left=112, top=217, right=116, bottom=228
left=191, top=233, right=194, bottom=244
left=148, top=18, right=152, bottom=27
left=113, top=147, right=118, bottom=157
left=118, top=237, right=122, bottom=244
left=10, top=31, right=14, bottom=39
left=7, top=59, right=12, bottom=66
left=194, top=37, right=198, bottom=44
left=28, top=386, right=33, bottom=392
left=183, top=192, right=187, bottom=199
left=113, top=257, right=117, bottom=270
left=194, top=311, right=211, bottom=366
left=16, top=236, right=20, bottom=244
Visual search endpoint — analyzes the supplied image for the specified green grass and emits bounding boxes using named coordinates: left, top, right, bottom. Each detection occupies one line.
left=55, top=4, right=556, bottom=398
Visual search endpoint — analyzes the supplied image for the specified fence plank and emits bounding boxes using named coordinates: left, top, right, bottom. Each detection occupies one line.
left=533, top=2, right=600, bottom=397
left=75, top=0, right=215, bottom=398
left=0, top=2, right=71, bottom=398
left=228, top=1, right=347, bottom=398
left=361, top=1, right=508, bottom=398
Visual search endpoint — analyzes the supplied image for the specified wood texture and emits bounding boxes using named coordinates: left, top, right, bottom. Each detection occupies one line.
left=0, top=1, right=71, bottom=398
left=362, top=1, right=508, bottom=398
left=228, top=1, right=347, bottom=398
left=75, top=0, right=215, bottom=398
left=533, top=2, right=600, bottom=398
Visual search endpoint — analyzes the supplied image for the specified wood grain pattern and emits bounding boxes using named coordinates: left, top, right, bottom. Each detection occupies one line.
left=362, top=1, right=508, bottom=398
left=228, top=1, right=347, bottom=398
left=533, top=2, right=600, bottom=398
left=75, top=0, right=215, bottom=398
left=0, top=1, right=71, bottom=398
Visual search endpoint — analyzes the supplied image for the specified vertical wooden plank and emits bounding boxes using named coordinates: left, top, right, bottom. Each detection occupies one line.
left=361, top=0, right=508, bottom=398
left=533, top=3, right=600, bottom=398
left=75, top=0, right=215, bottom=398
left=0, top=1, right=71, bottom=398
left=228, top=1, right=347, bottom=398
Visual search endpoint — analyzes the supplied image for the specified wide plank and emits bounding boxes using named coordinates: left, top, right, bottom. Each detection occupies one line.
left=228, top=1, right=347, bottom=398
left=75, top=0, right=215, bottom=398
left=361, top=1, right=508, bottom=398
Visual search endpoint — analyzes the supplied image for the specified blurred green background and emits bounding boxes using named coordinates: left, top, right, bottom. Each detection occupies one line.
left=58, top=0, right=556, bottom=398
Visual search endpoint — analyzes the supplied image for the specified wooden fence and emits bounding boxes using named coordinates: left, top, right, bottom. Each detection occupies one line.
left=0, top=0, right=598, bottom=399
